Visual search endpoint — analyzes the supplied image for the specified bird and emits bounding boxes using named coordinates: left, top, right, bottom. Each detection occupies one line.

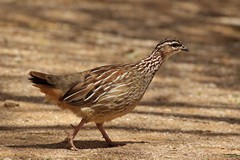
left=29, top=38, right=189, bottom=150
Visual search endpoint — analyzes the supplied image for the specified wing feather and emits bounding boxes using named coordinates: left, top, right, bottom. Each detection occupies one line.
left=61, top=65, right=126, bottom=106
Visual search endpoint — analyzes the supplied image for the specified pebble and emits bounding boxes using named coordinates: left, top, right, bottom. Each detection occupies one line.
left=3, top=100, right=19, bottom=108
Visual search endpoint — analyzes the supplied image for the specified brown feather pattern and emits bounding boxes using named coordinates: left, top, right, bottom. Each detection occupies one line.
left=29, top=39, right=188, bottom=123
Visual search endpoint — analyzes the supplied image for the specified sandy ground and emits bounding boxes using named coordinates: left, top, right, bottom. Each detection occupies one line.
left=0, top=0, right=240, bottom=159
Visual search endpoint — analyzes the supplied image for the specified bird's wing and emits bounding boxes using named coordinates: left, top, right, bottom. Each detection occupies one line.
left=61, top=65, right=128, bottom=106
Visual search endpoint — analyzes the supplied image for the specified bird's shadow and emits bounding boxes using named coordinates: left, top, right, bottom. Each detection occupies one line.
left=8, top=140, right=146, bottom=150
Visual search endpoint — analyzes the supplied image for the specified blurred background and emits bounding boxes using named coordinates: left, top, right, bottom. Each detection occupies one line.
left=0, top=0, right=239, bottom=159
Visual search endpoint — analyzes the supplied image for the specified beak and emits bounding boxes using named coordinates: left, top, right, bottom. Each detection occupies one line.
left=181, top=45, right=189, bottom=52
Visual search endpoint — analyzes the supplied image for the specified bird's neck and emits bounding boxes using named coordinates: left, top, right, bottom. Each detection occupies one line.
left=135, top=52, right=165, bottom=75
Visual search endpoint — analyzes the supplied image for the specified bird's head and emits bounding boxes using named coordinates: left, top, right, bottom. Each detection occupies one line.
left=153, top=38, right=189, bottom=59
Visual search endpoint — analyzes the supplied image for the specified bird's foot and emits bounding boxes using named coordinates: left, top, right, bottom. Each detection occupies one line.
left=64, top=135, right=80, bottom=151
left=64, top=130, right=80, bottom=151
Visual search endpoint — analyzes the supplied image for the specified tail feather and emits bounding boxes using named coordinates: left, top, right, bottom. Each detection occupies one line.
left=28, top=71, right=82, bottom=112
left=29, top=71, right=52, bottom=86
left=29, top=71, right=63, bottom=104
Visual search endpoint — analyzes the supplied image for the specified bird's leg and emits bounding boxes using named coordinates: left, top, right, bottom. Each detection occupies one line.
left=96, top=123, right=115, bottom=147
left=65, top=118, right=86, bottom=151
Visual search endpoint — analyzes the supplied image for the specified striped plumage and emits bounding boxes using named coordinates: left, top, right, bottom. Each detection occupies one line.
left=29, top=38, right=188, bottom=150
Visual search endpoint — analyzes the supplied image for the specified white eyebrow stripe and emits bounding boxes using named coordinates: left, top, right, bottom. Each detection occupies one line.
left=157, top=41, right=180, bottom=48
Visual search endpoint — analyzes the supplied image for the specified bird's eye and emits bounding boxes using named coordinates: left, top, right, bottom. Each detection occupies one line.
left=171, top=43, right=180, bottom=48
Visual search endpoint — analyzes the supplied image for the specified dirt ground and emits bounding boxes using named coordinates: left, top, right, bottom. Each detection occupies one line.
left=0, top=0, right=240, bottom=159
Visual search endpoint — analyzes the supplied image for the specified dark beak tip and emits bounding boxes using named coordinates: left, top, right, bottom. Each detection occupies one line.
left=182, top=48, right=189, bottom=52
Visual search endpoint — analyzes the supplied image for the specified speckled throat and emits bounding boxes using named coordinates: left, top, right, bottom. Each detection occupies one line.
left=135, top=50, right=165, bottom=76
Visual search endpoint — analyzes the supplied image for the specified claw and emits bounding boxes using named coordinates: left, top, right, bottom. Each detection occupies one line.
left=70, top=145, right=80, bottom=151
left=62, top=119, right=86, bottom=150
left=63, top=135, right=80, bottom=151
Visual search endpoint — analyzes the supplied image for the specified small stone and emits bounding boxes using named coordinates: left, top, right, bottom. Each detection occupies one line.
left=4, top=100, right=19, bottom=108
